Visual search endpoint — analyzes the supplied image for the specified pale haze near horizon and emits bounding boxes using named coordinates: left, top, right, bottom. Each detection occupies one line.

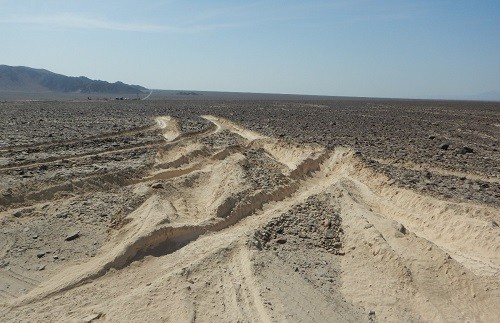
left=1, top=0, right=499, bottom=100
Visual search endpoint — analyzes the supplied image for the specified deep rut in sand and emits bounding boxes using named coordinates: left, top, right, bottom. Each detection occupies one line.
left=1, top=115, right=499, bottom=322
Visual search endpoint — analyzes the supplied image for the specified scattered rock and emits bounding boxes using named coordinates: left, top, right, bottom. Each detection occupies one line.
left=439, top=143, right=450, bottom=150
left=458, top=146, right=474, bottom=154
left=368, top=310, right=376, bottom=322
left=65, top=230, right=80, bottom=241
left=36, top=252, right=46, bottom=258
left=396, top=223, right=407, bottom=234
left=12, top=211, right=23, bottom=218
left=254, top=194, right=344, bottom=254
left=275, top=237, right=287, bottom=244
left=37, top=264, right=46, bottom=271
left=82, top=312, right=103, bottom=322
left=324, top=229, right=336, bottom=239
left=56, top=212, right=69, bottom=219
left=151, top=182, right=163, bottom=189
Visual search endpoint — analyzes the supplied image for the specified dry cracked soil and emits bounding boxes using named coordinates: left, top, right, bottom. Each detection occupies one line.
left=0, top=99, right=499, bottom=322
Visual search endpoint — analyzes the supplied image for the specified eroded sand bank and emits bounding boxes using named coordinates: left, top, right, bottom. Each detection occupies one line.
left=1, top=113, right=499, bottom=322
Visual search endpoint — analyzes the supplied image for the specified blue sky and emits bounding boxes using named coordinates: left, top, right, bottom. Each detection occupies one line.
left=1, top=0, right=499, bottom=99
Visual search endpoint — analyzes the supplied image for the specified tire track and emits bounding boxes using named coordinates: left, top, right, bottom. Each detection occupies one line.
left=3, top=115, right=498, bottom=322
left=0, top=124, right=156, bottom=153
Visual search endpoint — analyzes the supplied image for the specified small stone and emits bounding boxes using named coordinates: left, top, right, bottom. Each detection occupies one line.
left=12, top=211, right=22, bottom=218
left=324, top=229, right=336, bottom=239
left=151, top=182, right=163, bottom=189
left=56, top=212, right=68, bottom=219
left=82, top=312, right=103, bottom=323
left=65, top=230, right=80, bottom=241
left=36, top=251, right=46, bottom=258
left=275, top=237, right=287, bottom=244
left=37, top=264, right=46, bottom=271
left=439, top=143, right=449, bottom=150
left=396, top=223, right=407, bottom=234
left=458, top=146, right=473, bottom=154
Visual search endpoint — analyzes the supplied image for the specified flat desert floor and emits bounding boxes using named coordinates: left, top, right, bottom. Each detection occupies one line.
left=0, top=99, right=499, bottom=322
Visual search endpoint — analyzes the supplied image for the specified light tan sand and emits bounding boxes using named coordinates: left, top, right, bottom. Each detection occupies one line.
left=156, top=116, right=181, bottom=142
left=1, top=116, right=498, bottom=322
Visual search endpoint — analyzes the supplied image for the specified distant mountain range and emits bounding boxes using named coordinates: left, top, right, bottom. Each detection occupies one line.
left=0, top=65, right=147, bottom=95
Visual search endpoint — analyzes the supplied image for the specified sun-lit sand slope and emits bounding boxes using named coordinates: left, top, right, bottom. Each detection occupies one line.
left=1, top=115, right=499, bottom=322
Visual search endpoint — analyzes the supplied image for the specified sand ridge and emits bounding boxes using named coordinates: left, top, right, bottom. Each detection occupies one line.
left=0, top=113, right=499, bottom=322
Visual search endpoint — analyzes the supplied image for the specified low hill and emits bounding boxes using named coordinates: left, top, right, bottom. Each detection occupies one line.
left=0, top=65, right=147, bottom=96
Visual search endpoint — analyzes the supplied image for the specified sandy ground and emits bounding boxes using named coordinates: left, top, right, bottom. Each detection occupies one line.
left=0, top=110, right=499, bottom=322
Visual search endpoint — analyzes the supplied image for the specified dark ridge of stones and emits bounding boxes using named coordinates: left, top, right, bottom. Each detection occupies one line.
left=253, top=194, right=344, bottom=255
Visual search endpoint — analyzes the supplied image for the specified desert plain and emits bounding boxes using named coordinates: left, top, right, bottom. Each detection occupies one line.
left=0, top=98, right=499, bottom=322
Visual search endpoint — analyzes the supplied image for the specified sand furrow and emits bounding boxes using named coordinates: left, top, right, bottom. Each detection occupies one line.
left=1, top=114, right=498, bottom=322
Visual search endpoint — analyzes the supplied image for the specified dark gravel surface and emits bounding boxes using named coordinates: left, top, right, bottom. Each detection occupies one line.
left=0, top=99, right=499, bottom=207
left=207, top=100, right=500, bottom=177
left=205, top=100, right=500, bottom=207
left=0, top=101, right=212, bottom=148
left=241, top=148, right=291, bottom=190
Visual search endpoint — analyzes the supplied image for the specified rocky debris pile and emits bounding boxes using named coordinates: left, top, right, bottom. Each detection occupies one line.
left=253, top=194, right=344, bottom=255
left=250, top=194, right=345, bottom=296
left=177, top=117, right=212, bottom=134
left=200, top=129, right=245, bottom=149
left=241, top=148, right=290, bottom=190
